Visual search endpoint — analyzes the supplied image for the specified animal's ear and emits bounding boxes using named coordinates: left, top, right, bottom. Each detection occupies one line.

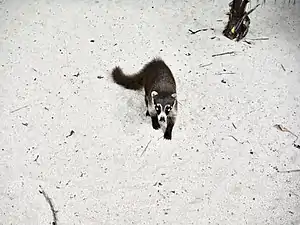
left=151, top=91, right=158, bottom=97
left=171, top=93, right=177, bottom=99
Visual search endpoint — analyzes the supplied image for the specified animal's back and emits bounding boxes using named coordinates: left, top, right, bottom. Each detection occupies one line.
left=142, top=58, right=176, bottom=94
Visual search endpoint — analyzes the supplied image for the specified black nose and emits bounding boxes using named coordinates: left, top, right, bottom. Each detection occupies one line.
left=159, top=117, right=165, bottom=122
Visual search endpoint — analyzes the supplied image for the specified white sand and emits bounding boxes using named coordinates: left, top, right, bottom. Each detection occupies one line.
left=0, top=0, right=300, bottom=224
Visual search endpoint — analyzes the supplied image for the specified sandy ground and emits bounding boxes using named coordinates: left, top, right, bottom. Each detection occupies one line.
left=0, top=0, right=300, bottom=224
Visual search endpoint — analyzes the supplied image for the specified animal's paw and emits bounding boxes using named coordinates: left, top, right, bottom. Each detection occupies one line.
left=152, top=121, right=160, bottom=130
left=151, top=117, right=160, bottom=130
left=164, top=132, right=172, bottom=140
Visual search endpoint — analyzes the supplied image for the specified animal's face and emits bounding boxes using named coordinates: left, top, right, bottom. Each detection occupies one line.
left=151, top=91, right=177, bottom=123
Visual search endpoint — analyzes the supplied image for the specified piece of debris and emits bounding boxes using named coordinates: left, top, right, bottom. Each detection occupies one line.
left=140, top=139, right=152, bottom=157
left=90, top=39, right=95, bottom=43
left=274, top=124, right=289, bottom=132
left=274, top=124, right=300, bottom=149
left=66, top=130, right=75, bottom=138
left=73, top=72, right=80, bottom=77
left=34, top=155, right=39, bottom=162
left=10, top=105, right=29, bottom=113
left=232, top=123, right=237, bottom=129
left=278, top=169, right=300, bottom=173
left=221, top=79, right=227, bottom=84
left=22, top=123, right=28, bottom=126
left=212, top=51, right=235, bottom=57
left=248, top=37, right=269, bottom=41
left=229, top=135, right=238, bottom=142
left=223, top=0, right=260, bottom=41
left=97, top=76, right=104, bottom=79
left=293, top=144, right=300, bottom=149
left=185, top=53, right=191, bottom=56
left=188, top=28, right=214, bottom=35
left=243, top=40, right=253, bottom=45
left=274, top=124, right=298, bottom=141
left=215, top=72, right=235, bottom=75
left=39, top=186, right=58, bottom=225
left=199, top=63, right=212, bottom=68
left=281, top=64, right=286, bottom=71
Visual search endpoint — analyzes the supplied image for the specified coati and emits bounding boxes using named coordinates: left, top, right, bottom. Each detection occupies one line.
left=111, top=57, right=177, bottom=140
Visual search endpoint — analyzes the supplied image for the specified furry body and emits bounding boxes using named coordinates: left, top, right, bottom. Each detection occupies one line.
left=111, top=58, right=177, bottom=140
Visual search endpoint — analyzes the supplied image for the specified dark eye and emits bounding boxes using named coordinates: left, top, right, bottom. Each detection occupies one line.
left=166, top=106, right=172, bottom=112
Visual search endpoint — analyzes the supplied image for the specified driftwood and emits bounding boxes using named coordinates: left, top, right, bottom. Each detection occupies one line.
left=223, top=0, right=260, bottom=41
left=223, top=0, right=296, bottom=41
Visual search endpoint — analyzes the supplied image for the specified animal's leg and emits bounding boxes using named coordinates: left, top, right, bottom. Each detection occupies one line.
left=164, top=117, right=175, bottom=140
left=151, top=116, right=160, bottom=130
left=145, top=96, right=150, bottom=116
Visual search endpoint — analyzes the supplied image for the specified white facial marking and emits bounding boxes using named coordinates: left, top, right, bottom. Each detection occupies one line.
left=155, top=103, right=162, bottom=112
left=164, top=104, right=172, bottom=113
left=151, top=91, right=158, bottom=97
left=158, top=111, right=167, bottom=126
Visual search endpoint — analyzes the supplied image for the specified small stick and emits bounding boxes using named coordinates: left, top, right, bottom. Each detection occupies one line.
left=66, top=130, right=75, bottom=138
left=212, top=51, right=235, bottom=57
left=243, top=40, right=252, bottom=45
left=140, top=140, right=152, bottom=157
left=281, top=64, right=286, bottom=71
left=232, top=123, right=237, bottom=129
left=199, top=63, right=212, bottom=68
left=248, top=37, right=269, bottom=41
left=10, top=105, right=29, bottom=113
left=274, top=124, right=298, bottom=143
left=39, top=186, right=58, bottom=225
left=229, top=135, right=238, bottom=142
left=278, top=169, right=300, bottom=173
left=215, top=72, right=235, bottom=75
left=34, top=155, right=39, bottom=162
left=189, top=28, right=214, bottom=34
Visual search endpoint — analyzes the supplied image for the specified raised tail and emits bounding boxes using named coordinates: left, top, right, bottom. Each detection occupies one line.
left=111, top=66, right=144, bottom=90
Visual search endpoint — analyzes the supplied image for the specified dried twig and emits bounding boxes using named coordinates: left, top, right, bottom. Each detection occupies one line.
left=248, top=37, right=269, bottom=41
left=140, top=140, right=152, bottom=157
left=281, top=64, right=286, bottom=71
left=212, top=51, right=235, bottom=57
left=243, top=40, right=253, bottom=45
left=66, top=130, right=75, bottom=138
left=229, top=135, right=238, bottom=142
left=232, top=123, right=237, bottom=129
left=73, top=72, right=80, bottom=77
left=189, top=28, right=214, bottom=34
left=274, top=124, right=299, bottom=149
left=10, top=105, right=29, bottom=113
left=278, top=169, right=300, bottom=173
left=199, top=63, right=212, bottom=68
left=215, top=72, right=235, bottom=75
left=39, top=186, right=58, bottom=225
left=34, top=155, right=39, bottom=162
left=274, top=124, right=298, bottom=140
